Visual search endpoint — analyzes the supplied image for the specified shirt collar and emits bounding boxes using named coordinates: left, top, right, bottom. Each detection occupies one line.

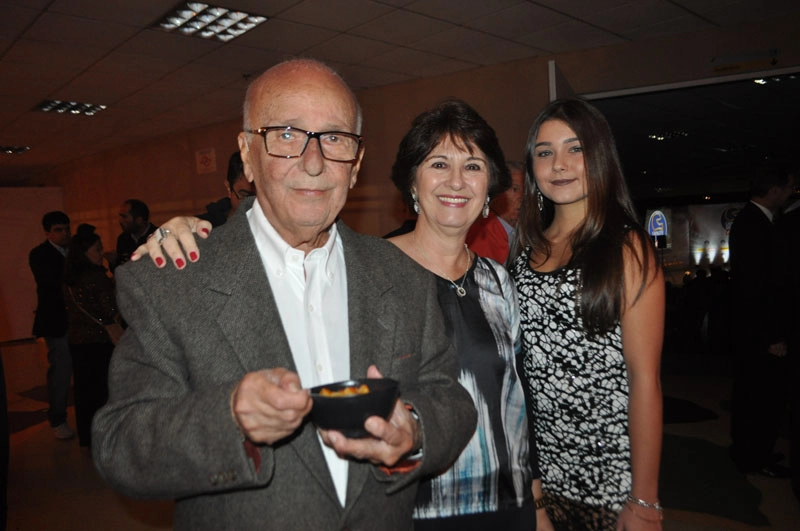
left=48, top=240, right=67, bottom=256
left=750, top=200, right=774, bottom=223
left=246, top=200, right=340, bottom=279
left=496, top=214, right=514, bottom=236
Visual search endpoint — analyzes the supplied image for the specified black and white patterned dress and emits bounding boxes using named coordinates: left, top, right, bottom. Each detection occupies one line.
left=510, top=252, right=631, bottom=530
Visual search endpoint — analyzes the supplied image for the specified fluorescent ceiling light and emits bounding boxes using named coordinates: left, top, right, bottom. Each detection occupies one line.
left=155, top=2, right=267, bottom=42
left=1, top=145, right=31, bottom=155
left=36, top=100, right=107, bottom=116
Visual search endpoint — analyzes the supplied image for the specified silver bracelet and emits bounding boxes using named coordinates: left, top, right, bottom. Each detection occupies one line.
left=626, top=494, right=663, bottom=512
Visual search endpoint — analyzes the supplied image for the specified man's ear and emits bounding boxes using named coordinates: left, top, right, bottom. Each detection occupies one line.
left=238, top=133, right=256, bottom=184
left=349, top=144, right=365, bottom=189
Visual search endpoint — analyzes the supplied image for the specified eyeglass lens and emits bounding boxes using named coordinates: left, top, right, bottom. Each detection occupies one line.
left=264, top=127, right=359, bottom=161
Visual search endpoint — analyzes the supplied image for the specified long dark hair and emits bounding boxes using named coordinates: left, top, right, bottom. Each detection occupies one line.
left=390, top=99, right=510, bottom=210
left=510, top=98, right=653, bottom=336
left=64, top=223, right=102, bottom=286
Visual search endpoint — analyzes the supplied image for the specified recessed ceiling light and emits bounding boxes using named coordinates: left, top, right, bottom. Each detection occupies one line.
left=647, top=130, right=688, bottom=141
left=155, top=3, right=267, bottom=42
left=35, top=100, right=107, bottom=116
left=2, top=145, right=31, bottom=155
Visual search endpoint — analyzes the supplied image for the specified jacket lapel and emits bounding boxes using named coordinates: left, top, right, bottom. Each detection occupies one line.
left=338, top=223, right=398, bottom=509
left=197, top=201, right=336, bottom=502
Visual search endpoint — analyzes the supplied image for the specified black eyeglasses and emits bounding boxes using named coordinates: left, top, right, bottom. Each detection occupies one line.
left=246, top=126, right=363, bottom=163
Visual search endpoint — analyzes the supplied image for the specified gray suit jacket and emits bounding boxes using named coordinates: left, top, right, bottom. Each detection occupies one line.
left=92, top=199, right=476, bottom=531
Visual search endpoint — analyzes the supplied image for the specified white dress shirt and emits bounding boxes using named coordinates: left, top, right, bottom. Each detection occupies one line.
left=750, top=200, right=774, bottom=223
left=247, top=200, right=351, bottom=506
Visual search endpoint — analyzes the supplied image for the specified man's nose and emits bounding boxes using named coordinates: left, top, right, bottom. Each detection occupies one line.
left=300, top=136, right=325, bottom=176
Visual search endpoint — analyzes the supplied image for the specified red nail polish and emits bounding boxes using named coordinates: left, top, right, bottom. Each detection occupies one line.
left=176, top=258, right=185, bottom=269
left=200, top=228, right=209, bottom=235
left=155, top=257, right=164, bottom=267
left=189, top=251, right=198, bottom=262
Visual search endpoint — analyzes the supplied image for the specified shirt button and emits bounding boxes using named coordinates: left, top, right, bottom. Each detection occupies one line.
left=316, top=363, right=324, bottom=373
left=309, top=304, right=315, bottom=312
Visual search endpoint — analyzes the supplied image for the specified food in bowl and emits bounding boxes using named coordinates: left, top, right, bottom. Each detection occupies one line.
left=309, top=378, right=399, bottom=438
left=319, top=383, right=370, bottom=397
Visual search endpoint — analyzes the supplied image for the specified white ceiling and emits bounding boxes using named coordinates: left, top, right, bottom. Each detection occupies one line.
left=1, top=0, right=799, bottom=186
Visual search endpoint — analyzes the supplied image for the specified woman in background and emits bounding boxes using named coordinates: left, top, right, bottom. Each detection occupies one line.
left=509, top=98, right=664, bottom=530
left=64, top=224, right=118, bottom=448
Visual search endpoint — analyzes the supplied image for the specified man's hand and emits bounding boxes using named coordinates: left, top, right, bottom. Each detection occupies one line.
left=319, top=365, right=421, bottom=467
left=230, top=368, right=313, bottom=445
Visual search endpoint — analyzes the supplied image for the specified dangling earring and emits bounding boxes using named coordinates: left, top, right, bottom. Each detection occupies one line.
left=536, top=190, right=544, bottom=212
left=482, top=196, right=490, bottom=218
left=411, top=191, right=420, bottom=214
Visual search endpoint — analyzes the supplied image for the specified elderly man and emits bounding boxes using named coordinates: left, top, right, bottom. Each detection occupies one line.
left=92, top=59, right=476, bottom=531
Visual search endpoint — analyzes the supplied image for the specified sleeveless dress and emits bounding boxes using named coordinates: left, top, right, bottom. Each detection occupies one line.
left=510, top=251, right=631, bottom=531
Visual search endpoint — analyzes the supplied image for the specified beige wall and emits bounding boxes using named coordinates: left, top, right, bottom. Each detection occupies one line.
left=41, top=14, right=799, bottom=241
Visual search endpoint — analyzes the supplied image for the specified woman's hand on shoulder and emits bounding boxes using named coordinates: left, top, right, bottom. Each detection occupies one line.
left=131, top=216, right=211, bottom=269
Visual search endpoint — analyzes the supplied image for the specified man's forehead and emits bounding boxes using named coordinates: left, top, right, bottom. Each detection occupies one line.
left=251, top=69, right=357, bottom=126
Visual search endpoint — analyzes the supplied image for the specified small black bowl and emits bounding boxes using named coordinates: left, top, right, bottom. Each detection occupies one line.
left=309, top=378, right=399, bottom=438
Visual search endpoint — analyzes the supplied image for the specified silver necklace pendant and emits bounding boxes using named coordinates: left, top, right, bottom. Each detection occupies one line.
left=454, top=285, right=467, bottom=297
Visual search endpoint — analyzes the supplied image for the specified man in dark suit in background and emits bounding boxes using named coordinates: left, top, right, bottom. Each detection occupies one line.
left=777, top=182, right=800, bottom=499
left=110, top=199, right=156, bottom=270
left=197, top=151, right=256, bottom=227
left=729, top=165, right=795, bottom=477
left=92, top=59, right=476, bottom=531
left=28, top=210, right=74, bottom=440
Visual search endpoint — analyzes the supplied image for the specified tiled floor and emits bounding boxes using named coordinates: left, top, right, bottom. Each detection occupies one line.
left=3, top=340, right=800, bottom=530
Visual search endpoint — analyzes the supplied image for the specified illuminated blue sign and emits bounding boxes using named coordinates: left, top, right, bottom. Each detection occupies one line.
left=648, top=210, right=667, bottom=237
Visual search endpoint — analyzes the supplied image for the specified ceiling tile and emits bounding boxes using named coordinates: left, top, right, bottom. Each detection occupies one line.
left=115, top=28, right=221, bottom=62
left=23, top=11, right=140, bottom=47
left=0, top=4, right=40, bottom=42
left=583, top=0, right=687, bottom=35
left=55, top=70, right=141, bottom=104
left=687, top=0, right=800, bottom=27
left=279, top=0, right=395, bottom=32
left=305, top=33, right=395, bottom=64
left=332, top=63, right=413, bottom=90
left=465, top=2, right=571, bottom=38
left=48, top=0, right=169, bottom=26
left=91, top=50, right=186, bottom=81
left=360, top=47, right=450, bottom=75
left=468, top=40, right=547, bottom=66
left=350, top=10, right=455, bottom=45
left=518, top=20, right=625, bottom=53
left=404, top=0, right=523, bottom=25
left=624, top=14, right=711, bottom=40
left=407, top=57, right=479, bottom=78
left=192, top=44, right=286, bottom=75
left=411, top=26, right=513, bottom=60
left=232, top=18, right=337, bottom=53
left=215, top=0, right=302, bottom=16
left=533, top=0, right=631, bottom=17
